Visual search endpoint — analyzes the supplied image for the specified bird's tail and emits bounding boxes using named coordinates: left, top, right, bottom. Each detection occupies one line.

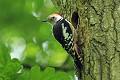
left=74, top=52, right=83, bottom=80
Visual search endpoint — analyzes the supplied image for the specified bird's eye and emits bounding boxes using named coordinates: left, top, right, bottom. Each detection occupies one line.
left=52, top=17, right=55, bottom=19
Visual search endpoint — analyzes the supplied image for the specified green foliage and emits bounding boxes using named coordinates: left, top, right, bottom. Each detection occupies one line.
left=0, top=44, right=73, bottom=80
left=17, top=67, right=71, bottom=80
left=0, top=44, right=22, bottom=80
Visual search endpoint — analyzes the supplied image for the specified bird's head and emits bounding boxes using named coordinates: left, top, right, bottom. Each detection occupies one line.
left=42, top=13, right=63, bottom=25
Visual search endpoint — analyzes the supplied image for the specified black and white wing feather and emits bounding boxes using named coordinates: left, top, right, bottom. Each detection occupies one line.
left=53, top=18, right=83, bottom=79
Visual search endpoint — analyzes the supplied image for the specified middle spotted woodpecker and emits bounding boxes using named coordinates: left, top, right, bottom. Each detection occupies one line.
left=43, top=13, right=83, bottom=79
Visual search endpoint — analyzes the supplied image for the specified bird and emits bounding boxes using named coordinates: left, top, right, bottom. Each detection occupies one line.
left=42, top=13, right=83, bottom=80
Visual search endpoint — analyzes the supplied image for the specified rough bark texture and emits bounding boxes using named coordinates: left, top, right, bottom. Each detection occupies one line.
left=51, top=0, right=120, bottom=80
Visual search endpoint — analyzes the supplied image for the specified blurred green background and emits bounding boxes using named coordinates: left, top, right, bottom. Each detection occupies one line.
left=0, top=0, right=74, bottom=72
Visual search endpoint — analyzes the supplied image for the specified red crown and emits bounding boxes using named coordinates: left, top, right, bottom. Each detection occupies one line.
left=56, top=13, right=62, bottom=16
left=50, top=13, right=62, bottom=17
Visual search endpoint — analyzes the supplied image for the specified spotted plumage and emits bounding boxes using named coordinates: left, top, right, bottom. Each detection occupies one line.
left=53, top=19, right=73, bottom=52
left=43, top=13, right=83, bottom=80
left=52, top=18, right=83, bottom=73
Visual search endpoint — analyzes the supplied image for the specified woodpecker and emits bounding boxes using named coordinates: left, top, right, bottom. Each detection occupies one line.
left=43, top=13, right=83, bottom=79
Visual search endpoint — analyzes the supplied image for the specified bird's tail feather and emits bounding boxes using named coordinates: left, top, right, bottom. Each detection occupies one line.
left=74, top=52, right=83, bottom=80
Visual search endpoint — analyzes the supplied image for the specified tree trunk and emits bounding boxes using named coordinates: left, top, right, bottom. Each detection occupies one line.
left=51, top=0, right=120, bottom=80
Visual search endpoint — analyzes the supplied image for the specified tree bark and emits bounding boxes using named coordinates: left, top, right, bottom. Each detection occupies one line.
left=51, top=0, right=120, bottom=80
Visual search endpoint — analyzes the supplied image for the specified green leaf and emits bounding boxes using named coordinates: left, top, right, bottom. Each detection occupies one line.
left=17, top=66, right=41, bottom=80
left=54, top=72, right=71, bottom=80
left=0, top=44, right=11, bottom=68
left=40, top=67, right=55, bottom=80
left=1, top=59, right=22, bottom=78
left=4, top=77, right=11, bottom=80
left=29, top=66, right=41, bottom=80
left=40, top=67, right=71, bottom=80
left=0, top=47, right=22, bottom=80
left=16, top=71, right=29, bottom=80
left=17, top=66, right=71, bottom=80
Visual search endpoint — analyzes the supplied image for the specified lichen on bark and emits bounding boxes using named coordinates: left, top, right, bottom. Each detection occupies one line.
left=51, top=0, right=120, bottom=80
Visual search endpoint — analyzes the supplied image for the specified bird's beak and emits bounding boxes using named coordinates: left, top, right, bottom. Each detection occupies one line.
left=42, top=20, right=48, bottom=22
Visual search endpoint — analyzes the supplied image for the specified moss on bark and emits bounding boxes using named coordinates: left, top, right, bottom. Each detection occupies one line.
left=51, top=0, right=120, bottom=80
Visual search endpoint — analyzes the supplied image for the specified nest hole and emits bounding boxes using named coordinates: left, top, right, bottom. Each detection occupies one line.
left=71, top=11, right=79, bottom=29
